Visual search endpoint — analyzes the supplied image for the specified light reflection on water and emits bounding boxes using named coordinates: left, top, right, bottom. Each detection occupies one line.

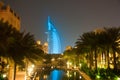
left=47, top=69, right=64, bottom=80
left=38, top=69, right=84, bottom=80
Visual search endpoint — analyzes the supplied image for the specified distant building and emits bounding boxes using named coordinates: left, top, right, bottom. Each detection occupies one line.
left=0, top=1, right=20, bottom=30
left=65, top=46, right=72, bottom=51
left=94, top=28, right=105, bottom=34
left=43, top=42, right=48, bottom=53
left=47, top=16, right=61, bottom=54
left=36, top=40, right=48, bottom=54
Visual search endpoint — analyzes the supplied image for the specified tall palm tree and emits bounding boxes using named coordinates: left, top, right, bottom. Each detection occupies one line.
left=76, top=31, right=100, bottom=69
left=0, top=20, right=44, bottom=80
left=8, top=31, right=44, bottom=80
left=97, top=30, right=112, bottom=69
left=76, top=36, right=92, bottom=68
left=76, top=27, right=120, bottom=70
left=0, top=20, right=14, bottom=57
left=104, top=27, right=120, bottom=70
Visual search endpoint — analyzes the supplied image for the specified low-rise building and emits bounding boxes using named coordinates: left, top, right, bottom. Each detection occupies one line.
left=0, top=1, right=20, bottom=30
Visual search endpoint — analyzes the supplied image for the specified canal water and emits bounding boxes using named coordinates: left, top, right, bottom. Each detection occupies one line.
left=37, top=69, right=84, bottom=80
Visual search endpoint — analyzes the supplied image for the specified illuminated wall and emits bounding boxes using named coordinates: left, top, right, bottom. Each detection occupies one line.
left=0, top=1, right=20, bottom=30
left=47, top=16, right=61, bottom=54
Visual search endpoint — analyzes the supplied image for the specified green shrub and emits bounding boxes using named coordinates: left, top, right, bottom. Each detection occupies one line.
left=81, top=67, right=119, bottom=80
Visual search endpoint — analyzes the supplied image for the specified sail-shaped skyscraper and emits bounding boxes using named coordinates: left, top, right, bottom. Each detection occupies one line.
left=47, top=16, right=61, bottom=54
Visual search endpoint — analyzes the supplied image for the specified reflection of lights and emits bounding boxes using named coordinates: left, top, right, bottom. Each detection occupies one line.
left=74, top=72, right=76, bottom=76
left=79, top=63, right=81, bottom=68
left=43, top=75, right=48, bottom=79
left=67, top=61, right=72, bottom=69
left=66, top=71, right=72, bottom=77
left=66, top=71, right=70, bottom=77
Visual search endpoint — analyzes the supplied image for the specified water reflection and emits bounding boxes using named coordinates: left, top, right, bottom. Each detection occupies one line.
left=38, top=69, right=84, bottom=80
left=48, top=69, right=64, bottom=80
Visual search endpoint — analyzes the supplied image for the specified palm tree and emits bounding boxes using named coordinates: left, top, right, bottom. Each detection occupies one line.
left=104, top=27, right=120, bottom=70
left=8, top=31, right=44, bottom=80
left=76, top=27, right=120, bottom=70
left=76, top=31, right=99, bottom=69
left=0, top=20, right=14, bottom=57
left=76, top=36, right=91, bottom=68
left=63, top=48, right=78, bottom=68
left=97, top=30, right=112, bottom=69
left=0, top=20, right=44, bottom=80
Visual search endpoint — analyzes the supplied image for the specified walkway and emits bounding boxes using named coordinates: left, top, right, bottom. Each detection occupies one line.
left=76, top=69, right=92, bottom=80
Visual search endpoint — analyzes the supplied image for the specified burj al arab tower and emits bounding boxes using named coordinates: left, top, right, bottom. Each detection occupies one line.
left=47, top=16, right=61, bottom=54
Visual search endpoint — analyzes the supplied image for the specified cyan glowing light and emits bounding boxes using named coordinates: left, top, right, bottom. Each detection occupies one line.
left=47, top=16, right=61, bottom=54
left=48, top=69, right=64, bottom=80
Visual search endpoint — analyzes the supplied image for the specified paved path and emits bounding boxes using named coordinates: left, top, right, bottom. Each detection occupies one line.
left=76, top=69, right=92, bottom=80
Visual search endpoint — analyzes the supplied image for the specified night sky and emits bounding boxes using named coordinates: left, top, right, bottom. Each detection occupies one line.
left=2, top=0, right=120, bottom=51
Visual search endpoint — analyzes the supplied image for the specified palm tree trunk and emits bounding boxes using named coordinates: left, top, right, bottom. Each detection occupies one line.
left=107, top=49, right=110, bottom=69
left=94, top=49, right=97, bottom=70
left=113, top=49, right=117, bottom=70
left=89, top=51, right=93, bottom=69
left=13, top=62, right=17, bottom=80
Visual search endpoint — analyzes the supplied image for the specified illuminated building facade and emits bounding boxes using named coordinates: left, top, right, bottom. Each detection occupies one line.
left=36, top=40, right=48, bottom=54
left=47, top=16, right=61, bottom=54
left=0, top=1, right=20, bottom=30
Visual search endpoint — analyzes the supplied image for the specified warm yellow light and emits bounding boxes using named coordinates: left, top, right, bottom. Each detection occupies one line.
left=51, top=66, right=54, bottom=69
left=67, top=62, right=70, bottom=68
left=74, top=65, right=76, bottom=69
left=31, top=64, right=35, bottom=68
left=51, top=58, right=55, bottom=61
left=36, top=40, right=41, bottom=45
left=66, top=71, right=70, bottom=77
left=2, top=74, right=7, bottom=78
left=79, top=63, right=82, bottom=68
left=118, top=77, right=120, bottom=80
left=44, top=42, right=48, bottom=46
left=79, top=76, right=82, bottom=79
left=27, top=64, right=35, bottom=76
left=43, top=75, right=48, bottom=79
left=69, top=62, right=72, bottom=65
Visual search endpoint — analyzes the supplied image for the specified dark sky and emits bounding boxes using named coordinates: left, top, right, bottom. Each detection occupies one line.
left=2, top=0, right=120, bottom=51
